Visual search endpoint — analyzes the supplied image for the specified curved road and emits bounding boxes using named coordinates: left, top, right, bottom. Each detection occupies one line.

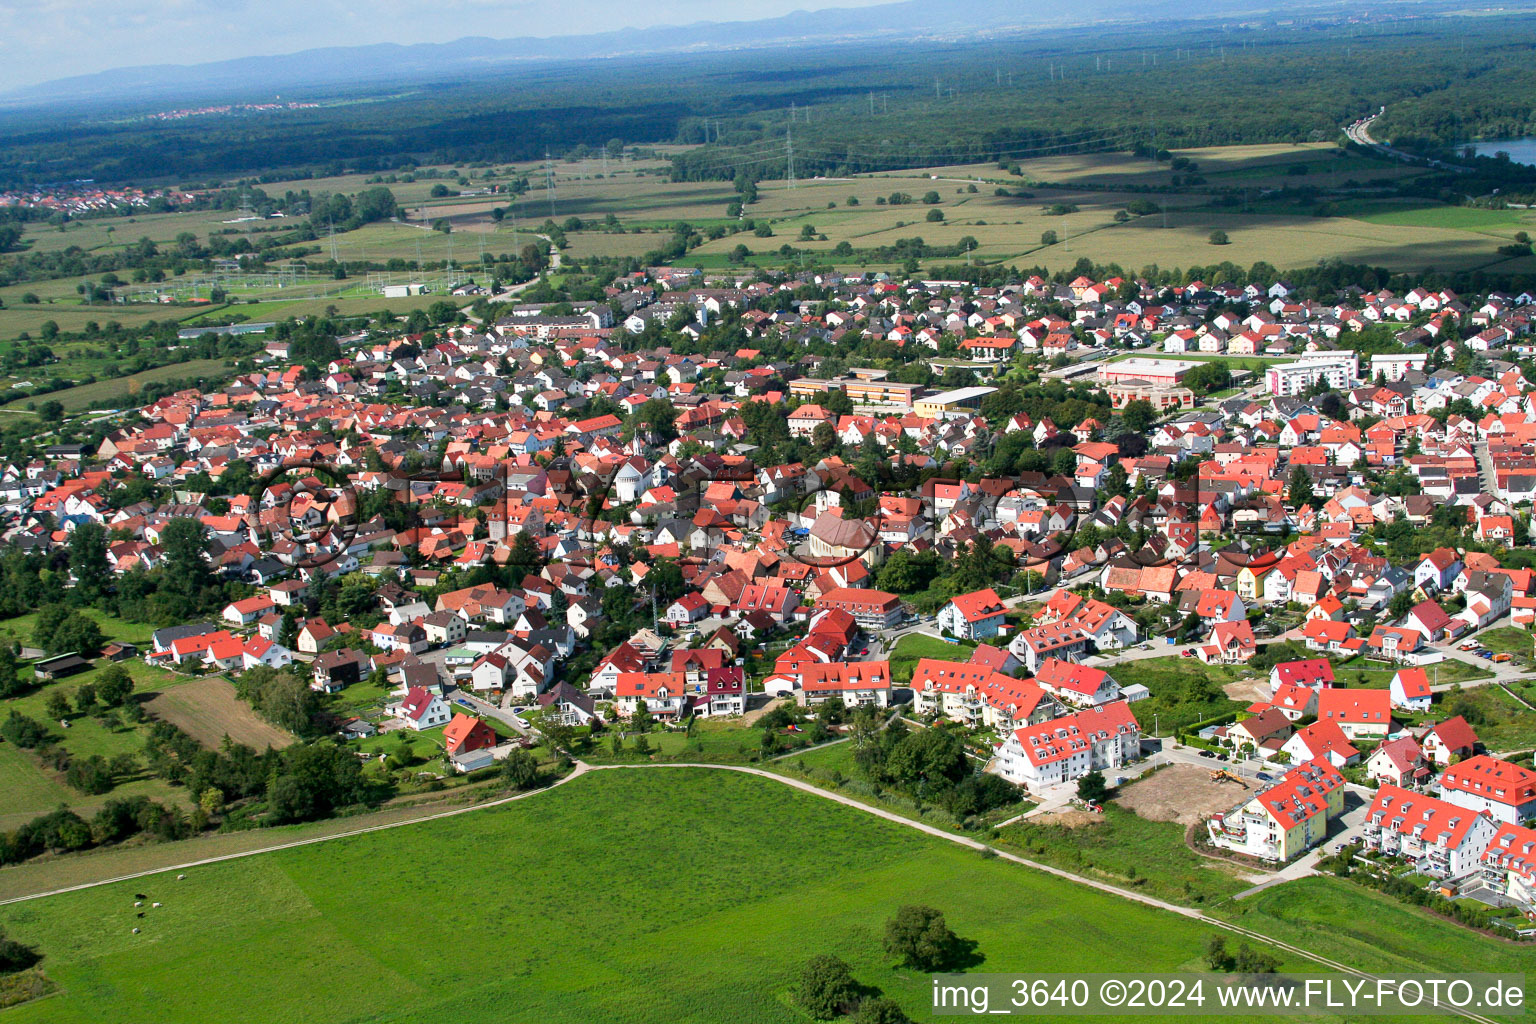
left=0, top=759, right=1504, bottom=1021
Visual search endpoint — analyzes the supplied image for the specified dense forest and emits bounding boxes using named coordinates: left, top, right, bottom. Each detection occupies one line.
left=3, top=13, right=1536, bottom=186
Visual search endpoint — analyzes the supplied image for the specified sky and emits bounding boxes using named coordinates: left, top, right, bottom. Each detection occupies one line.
left=0, top=0, right=891, bottom=92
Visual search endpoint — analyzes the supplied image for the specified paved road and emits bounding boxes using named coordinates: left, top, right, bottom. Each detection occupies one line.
left=1346, top=109, right=1471, bottom=175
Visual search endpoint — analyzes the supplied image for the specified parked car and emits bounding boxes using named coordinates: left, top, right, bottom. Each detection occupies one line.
left=1493, top=652, right=1513, bottom=663
left=1180, top=649, right=1196, bottom=658
left=1256, top=772, right=1273, bottom=782
left=1199, top=749, right=1214, bottom=758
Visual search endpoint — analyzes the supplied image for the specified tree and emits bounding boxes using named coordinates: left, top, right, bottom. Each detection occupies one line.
left=0, top=646, right=21, bottom=700
left=1040, top=230, right=1058, bottom=246
left=157, top=517, right=215, bottom=616
left=1205, top=934, right=1233, bottom=971
left=922, top=191, right=941, bottom=204
left=1287, top=465, right=1314, bottom=508
left=1209, top=229, right=1230, bottom=245
left=1233, top=943, right=1280, bottom=974
left=49, top=612, right=103, bottom=657
left=794, top=955, right=860, bottom=1020
left=96, top=664, right=132, bottom=707
left=925, top=208, right=945, bottom=222
left=883, top=904, right=960, bottom=971
left=74, top=682, right=98, bottom=714
left=1388, top=590, right=1416, bottom=620
left=500, top=748, right=539, bottom=789
left=1077, top=769, right=1110, bottom=805
left=44, top=691, right=71, bottom=720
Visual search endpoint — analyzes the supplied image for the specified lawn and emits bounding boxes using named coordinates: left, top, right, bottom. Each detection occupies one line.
left=996, top=803, right=1251, bottom=907
left=0, top=769, right=1311, bottom=1024
left=1437, top=684, right=1536, bottom=754
left=1217, top=876, right=1535, bottom=978
left=583, top=714, right=820, bottom=765
left=1334, top=656, right=1491, bottom=689
left=0, top=609, right=154, bottom=650
left=0, top=658, right=196, bottom=830
left=1107, top=657, right=1249, bottom=736
left=888, top=632, right=977, bottom=684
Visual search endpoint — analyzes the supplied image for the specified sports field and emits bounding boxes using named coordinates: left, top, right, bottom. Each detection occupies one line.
left=0, top=768, right=1309, bottom=1024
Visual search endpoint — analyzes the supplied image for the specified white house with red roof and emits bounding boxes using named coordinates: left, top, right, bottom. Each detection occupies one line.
left=665, top=593, right=709, bottom=625
left=936, top=588, right=1008, bottom=640
left=1438, top=755, right=1536, bottom=824
left=1009, top=621, right=1089, bottom=673
left=1367, top=736, right=1430, bottom=788
left=1362, top=785, right=1498, bottom=878
left=388, top=687, right=451, bottom=731
left=1480, top=822, right=1536, bottom=912
left=1389, top=668, right=1433, bottom=713
left=614, top=672, right=690, bottom=718
left=1280, top=720, right=1360, bottom=768
left=223, top=594, right=277, bottom=626
left=1198, top=620, right=1257, bottom=665
left=1033, top=658, right=1120, bottom=707
left=1418, top=716, right=1479, bottom=766
left=1268, top=658, right=1334, bottom=695
left=1207, top=757, right=1345, bottom=862
left=1316, top=689, right=1393, bottom=741
left=1268, top=683, right=1319, bottom=722
left=992, top=701, right=1140, bottom=792
left=795, top=661, right=891, bottom=708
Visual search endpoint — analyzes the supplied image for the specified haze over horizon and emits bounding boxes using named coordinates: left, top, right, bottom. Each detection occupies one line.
left=0, top=0, right=894, bottom=93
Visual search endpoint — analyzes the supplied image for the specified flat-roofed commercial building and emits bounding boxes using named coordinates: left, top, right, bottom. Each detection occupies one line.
left=914, top=386, right=998, bottom=419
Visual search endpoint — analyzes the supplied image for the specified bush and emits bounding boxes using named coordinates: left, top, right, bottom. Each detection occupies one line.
left=1209, top=229, right=1230, bottom=245
left=0, top=712, right=48, bottom=749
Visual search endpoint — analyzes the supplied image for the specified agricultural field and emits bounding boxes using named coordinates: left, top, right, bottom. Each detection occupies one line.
left=3, top=141, right=1528, bottom=351
left=140, top=676, right=295, bottom=751
left=0, top=356, right=239, bottom=413
left=0, top=768, right=1313, bottom=1024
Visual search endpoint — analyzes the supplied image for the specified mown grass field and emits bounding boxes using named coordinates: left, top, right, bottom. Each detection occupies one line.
left=141, top=676, right=295, bottom=751
left=888, top=632, right=976, bottom=684
left=1217, top=876, right=1534, bottom=978
left=1334, top=657, right=1491, bottom=689
left=0, top=768, right=1318, bottom=1024
left=997, top=803, right=1251, bottom=907
left=0, top=356, right=237, bottom=412
left=0, top=657, right=198, bottom=830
